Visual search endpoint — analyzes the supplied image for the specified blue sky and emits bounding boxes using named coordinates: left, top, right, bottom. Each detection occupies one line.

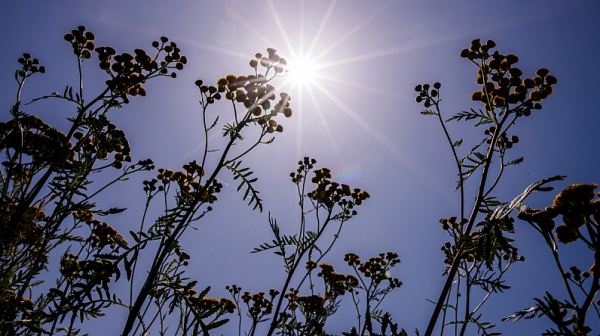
left=2, top=0, right=600, bottom=334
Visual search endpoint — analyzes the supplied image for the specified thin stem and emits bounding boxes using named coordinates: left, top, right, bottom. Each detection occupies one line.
left=433, top=99, right=465, bottom=222
left=425, top=111, right=510, bottom=336
left=266, top=209, right=334, bottom=336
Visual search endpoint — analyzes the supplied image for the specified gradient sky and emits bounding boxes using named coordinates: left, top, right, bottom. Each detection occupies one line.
left=2, top=1, right=600, bottom=335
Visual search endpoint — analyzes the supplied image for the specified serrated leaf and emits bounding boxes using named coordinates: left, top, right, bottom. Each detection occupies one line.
left=225, top=160, right=263, bottom=212
left=505, top=157, right=524, bottom=166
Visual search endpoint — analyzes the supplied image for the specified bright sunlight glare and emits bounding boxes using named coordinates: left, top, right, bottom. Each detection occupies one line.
left=285, top=56, right=319, bottom=87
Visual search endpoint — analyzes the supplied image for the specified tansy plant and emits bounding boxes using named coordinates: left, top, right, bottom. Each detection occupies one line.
left=229, top=157, right=404, bottom=336
left=0, top=26, right=294, bottom=336
left=505, top=183, right=600, bottom=335
left=2, top=26, right=597, bottom=336
left=415, top=39, right=572, bottom=336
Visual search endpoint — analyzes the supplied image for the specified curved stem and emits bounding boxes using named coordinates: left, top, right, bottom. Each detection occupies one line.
left=266, top=209, right=333, bottom=336
left=433, top=100, right=465, bottom=222
left=425, top=111, right=510, bottom=336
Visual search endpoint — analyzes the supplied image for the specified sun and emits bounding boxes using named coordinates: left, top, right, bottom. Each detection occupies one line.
left=285, top=56, right=319, bottom=87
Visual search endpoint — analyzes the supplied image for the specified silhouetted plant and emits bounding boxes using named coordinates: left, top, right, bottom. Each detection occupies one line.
left=504, top=183, right=600, bottom=335
left=0, top=26, right=292, bottom=336
left=2, top=25, right=597, bottom=336
left=416, top=39, right=568, bottom=336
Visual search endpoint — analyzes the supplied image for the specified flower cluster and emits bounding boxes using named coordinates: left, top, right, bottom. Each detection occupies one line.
left=501, top=246, right=524, bottom=262
left=354, top=253, right=401, bottom=287
left=0, top=115, right=75, bottom=169
left=307, top=168, right=370, bottom=210
left=520, top=184, right=600, bottom=245
left=290, top=156, right=317, bottom=183
left=59, top=253, right=118, bottom=287
left=284, top=288, right=301, bottom=310
left=0, top=203, right=45, bottom=250
left=296, top=295, right=326, bottom=317
left=73, top=120, right=131, bottom=169
left=414, top=82, right=441, bottom=108
left=241, top=291, right=274, bottom=319
left=194, top=79, right=222, bottom=105
left=63, top=26, right=96, bottom=59
left=0, top=289, right=36, bottom=321
left=172, top=245, right=191, bottom=266
left=208, top=48, right=292, bottom=132
left=439, top=216, right=468, bottom=231
left=96, top=34, right=186, bottom=100
left=157, top=160, right=222, bottom=202
left=461, top=39, right=557, bottom=114
left=188, top=295, right=236, bottom=314
left=317, top=263, right=359, bottom=297
left=87, top=220, right=128, bottom=249
left=563, top=265, right=592, bottom=285
left=252, top=48, right=287, bottom=74
left=483, top=126, right=520, bottom=149
left=218, top=76, right=292, bottom=132
left=16, top=53, right=45, bottom=78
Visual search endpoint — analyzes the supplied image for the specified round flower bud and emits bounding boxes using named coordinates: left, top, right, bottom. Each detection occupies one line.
left=260, top=58, right=271, bottom=67
left=488, top=59, right=500, bottom=70
left=471, top=91, right=482, bottom=101
left=535, top=68, right=549, bottom=77
left=555, top=225, right=578, bottom=244
left=505, top=54, right=519, bottom=64
left=524, top=78, right=535, bottom=89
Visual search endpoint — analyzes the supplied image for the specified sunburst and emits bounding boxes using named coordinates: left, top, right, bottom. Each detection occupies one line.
left=185, top=0, right=441, bottom=183
left=284, top=55, right=319, bottom=88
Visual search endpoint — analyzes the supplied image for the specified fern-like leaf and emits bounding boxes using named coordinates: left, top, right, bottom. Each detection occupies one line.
left=420, top=109, right=439, bottom=116
left=504, top=156, right=523, bottom=166
left=447, top=108, right=494, bottom=126
left=225, top=160, right=263, bottom=211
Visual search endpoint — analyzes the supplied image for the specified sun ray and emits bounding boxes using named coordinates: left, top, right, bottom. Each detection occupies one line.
left=299, top=1, right=305, bottom=55
left=310, top=80, right=443, bottom=190
left=312, top=3, right=391, bottom=63
left=267, top=0, right=298, bottom=60
left=176, top=40, right=251, bottom=61
left=318, top=73, right=399, bottom=98
left=306, top=0, right=338, bottom=59
left=237, top=17, right=278, bottom=49
left=305, top=84, right=343, bottom=161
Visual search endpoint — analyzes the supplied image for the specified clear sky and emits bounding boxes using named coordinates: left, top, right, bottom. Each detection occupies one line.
left=2, top=1, right=599, bottom=334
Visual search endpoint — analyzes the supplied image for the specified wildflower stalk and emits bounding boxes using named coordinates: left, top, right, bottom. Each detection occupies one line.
left=425, top=111, right=509, bottom=336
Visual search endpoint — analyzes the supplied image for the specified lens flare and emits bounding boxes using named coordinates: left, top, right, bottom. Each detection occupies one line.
left=286, top=56, right=318, bottom=87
